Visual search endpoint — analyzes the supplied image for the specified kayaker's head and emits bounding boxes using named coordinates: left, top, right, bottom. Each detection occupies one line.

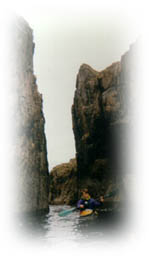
left=81, top=188, right=91, bottom=200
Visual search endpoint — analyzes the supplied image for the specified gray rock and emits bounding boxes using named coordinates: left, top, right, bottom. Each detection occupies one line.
left=10, top=16, right=49, bottom=213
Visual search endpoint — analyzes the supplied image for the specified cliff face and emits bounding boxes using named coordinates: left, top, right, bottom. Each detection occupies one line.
left=11, top=17, right=49, bottom=213
left=49, top=41, right=139, bottom=205
left=71, top=42, right=138, bottom=199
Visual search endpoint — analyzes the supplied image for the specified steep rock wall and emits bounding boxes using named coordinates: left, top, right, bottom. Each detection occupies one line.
left=71, top=41, right=138, bottom=199
left=48, top=41, right=139, bottom=205
left=11, top=17, right=49, bottom=213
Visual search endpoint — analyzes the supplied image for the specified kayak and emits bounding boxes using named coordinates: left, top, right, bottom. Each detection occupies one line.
left=80, top=209, right=93, bottom=217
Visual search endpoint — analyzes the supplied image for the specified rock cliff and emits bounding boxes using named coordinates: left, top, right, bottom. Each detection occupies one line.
left=49, top=41, right=138, bottom=205
left=72, top=42, right=138, bottom=200
left=11, top=17, right=49, bottom=213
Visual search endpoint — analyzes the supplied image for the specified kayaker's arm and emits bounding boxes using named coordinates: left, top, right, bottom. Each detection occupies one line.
left=93, top=196, right=104, bottom=208
left=99, top=196, right=104, bottom=203
left=97, top=196, right=104, bottom=206
left=77, top=199, right=85, bottom=209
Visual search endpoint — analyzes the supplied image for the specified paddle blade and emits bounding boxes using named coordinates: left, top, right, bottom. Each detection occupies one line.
left=104, top=188, right=119, bottom=199
left=59, top=207, right=76, bottom=217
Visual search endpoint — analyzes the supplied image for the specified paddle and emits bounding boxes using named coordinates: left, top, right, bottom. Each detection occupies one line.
left=58, top=188, right=119, bottom=217
left=103, top=188, right=119, bottom=199
left=58, top=207, right=77, bottom=217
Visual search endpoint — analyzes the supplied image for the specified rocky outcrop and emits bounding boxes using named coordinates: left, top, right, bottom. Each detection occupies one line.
left=11, top=17, right=49, bottom=213
left=49, top=41, right=139, bottom=206
left=71, top=41, right=138, bottom=200
left=49, top=159, right=77, bottom=205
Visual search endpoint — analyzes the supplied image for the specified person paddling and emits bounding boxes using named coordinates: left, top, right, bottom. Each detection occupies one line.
left=59, top=187, right=118, bottom=217
left=77, top=188, right=104, bottom=212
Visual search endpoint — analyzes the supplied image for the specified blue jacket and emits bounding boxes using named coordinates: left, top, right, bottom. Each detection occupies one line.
left=77, top=198, right=101, bottom=210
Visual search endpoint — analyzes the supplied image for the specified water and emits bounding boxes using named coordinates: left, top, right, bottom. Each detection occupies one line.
left=17, top=205, right=128, bottom=248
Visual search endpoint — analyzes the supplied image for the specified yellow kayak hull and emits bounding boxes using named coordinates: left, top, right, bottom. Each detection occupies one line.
left=80, top=209, right=93, bottom=217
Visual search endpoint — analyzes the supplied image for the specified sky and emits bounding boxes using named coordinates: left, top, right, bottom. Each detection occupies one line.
left=10, top=2, right=141, bottom=170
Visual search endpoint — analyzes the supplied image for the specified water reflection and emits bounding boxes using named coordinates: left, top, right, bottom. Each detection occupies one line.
left=18, top=205, right=126, bottom=247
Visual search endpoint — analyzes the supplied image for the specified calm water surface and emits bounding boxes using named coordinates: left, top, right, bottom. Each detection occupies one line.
left=18, top=205, right=126, bottom=248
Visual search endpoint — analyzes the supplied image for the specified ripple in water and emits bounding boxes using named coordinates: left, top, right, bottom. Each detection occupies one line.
left=17, top=205, right=127, bottom=247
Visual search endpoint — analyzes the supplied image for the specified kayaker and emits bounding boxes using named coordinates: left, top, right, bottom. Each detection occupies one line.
left=77, top=188, right=104, bottom=211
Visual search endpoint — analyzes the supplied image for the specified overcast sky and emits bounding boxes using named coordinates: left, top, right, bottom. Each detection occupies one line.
left=13, top=2, right=140, bottom=170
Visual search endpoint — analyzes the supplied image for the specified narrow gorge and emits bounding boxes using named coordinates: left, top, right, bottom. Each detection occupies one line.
left=10, top=16, right=138, bottom=213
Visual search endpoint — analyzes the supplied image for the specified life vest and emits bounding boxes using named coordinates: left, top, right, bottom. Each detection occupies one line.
left=80, top=196, right=91, bottom=210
